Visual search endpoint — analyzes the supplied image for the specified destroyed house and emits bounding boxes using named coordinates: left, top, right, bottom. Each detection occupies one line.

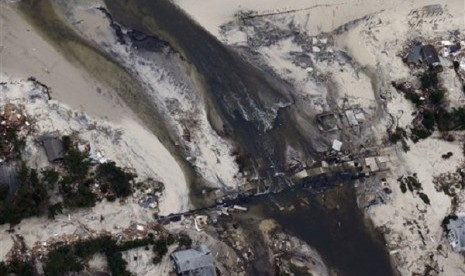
left=42, top=137, right=64, bottom=163
left=171, top=245, right=216, bottom=276
left=420, top=45, right=440, bottom=67
left=446, top=215, right=465, bottom=252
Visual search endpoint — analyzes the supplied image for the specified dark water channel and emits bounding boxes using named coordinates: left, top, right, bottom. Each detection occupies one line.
left=253, top=186, right=394, bottom=276
left=102, top=2, right=394, bottom=275
left=104, top=0, right=318, bottom=193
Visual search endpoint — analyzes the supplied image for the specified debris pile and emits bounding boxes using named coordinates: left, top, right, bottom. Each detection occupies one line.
left=0, top=103, right=29, bottom=161
left=136, top=178, right=165, bottom=214
left=433, top=171, right=464, bottom=196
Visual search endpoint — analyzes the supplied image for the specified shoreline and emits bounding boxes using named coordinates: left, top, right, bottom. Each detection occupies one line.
left=0, top=2, right=193, bottom=215
left=10, top=0, right=215, bottom=210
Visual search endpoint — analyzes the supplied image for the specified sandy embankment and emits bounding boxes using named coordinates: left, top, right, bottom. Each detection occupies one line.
left=0, top=5, right=189, bottom=215
left=53, top=0, right=244, bottom=191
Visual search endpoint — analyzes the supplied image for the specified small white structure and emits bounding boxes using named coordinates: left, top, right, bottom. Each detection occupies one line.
left=345, top=110, right=359, bottom=126
left=446, top=214, right=465, bottom=252
left=332, top=139, right=343, bottom=152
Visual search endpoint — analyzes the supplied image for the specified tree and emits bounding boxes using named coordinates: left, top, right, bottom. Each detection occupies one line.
left=64, top=148, right=91, bottom=179
left=44, top=245, right=83, bottom=276
left=96, top=162, right=135, bottom=198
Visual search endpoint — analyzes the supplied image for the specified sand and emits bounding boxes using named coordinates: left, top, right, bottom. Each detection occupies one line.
left=0, top=3, right=128, bottom=121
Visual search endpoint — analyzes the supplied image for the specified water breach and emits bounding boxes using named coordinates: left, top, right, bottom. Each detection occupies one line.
left=104, top=0, right=320, bottom=192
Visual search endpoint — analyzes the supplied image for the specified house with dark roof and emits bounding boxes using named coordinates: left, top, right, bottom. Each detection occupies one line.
left=171, top=245, right=216, bottom=276
left=420, top=45, right=440, bottom=67
left=42, top=136, right=64, bottom=163
left=0, top=163, right=19, bottom=201
left=405, top=43, right=441, bottom=68
left=405, top=43, right=422, bottom=65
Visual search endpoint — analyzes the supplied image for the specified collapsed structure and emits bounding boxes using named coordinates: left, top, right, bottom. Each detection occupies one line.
left=445, top=214, right=465, bottom=252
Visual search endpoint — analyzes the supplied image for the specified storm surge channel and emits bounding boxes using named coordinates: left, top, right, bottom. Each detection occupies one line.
left=103, top=1, right=395, bottom=275
left=104, top=0, right=321, bottom=193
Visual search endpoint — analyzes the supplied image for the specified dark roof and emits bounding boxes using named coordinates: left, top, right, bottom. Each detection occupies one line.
left=42, top=137, right=64, bottom=162
left=406, top=44, right=422, bottom=64
left=171, top=245, right=216, bottom=276
left=421, top=45, right=440, bottom=66
left=450, top=43, right=461, bottom=54
left=0, top=163, right=19, bottom=201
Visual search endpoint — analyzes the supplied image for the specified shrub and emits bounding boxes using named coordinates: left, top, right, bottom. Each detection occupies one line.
left=451, top=107, right=465, bottom=129
left=4, top=259, right=34, bottom=275
left=418, top=192, right=431, bottom=205
left=64, top=148, right=91, bottom=179
left=44, top=245, right=83, bottom=276
left=48, top=202, right=63, bottom=219
left=96, top=162, right=135, bottom=198
left=388, top=127, right=407, bottom=144
left=419, top=71, right=439, bottom=89
left=400, top=182, right=407, bottom=193
left=178, top=233, right=192, bottom=248
left=429, top=88, right=445, bottom=105
left=422, top=110, right=435, bottom=131
left=441, top=152, right=453, bottom=159
left=63, top=184, right=97, bottom=209
left=42, top=168, right=60, bottom=188
left=411, top=127, right=432, bottom=141
left=404, top=92, right=422, bottom=107
left=62, top=135, right=71, bottom=152
left=153, top=239, right=169, bottom=258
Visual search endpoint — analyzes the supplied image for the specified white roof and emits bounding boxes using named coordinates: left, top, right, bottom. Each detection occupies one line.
left=332, top=139, right=343, bottom=151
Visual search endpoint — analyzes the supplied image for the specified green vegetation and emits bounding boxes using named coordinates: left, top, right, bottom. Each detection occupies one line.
left=441, top=152, right=453, bottom=159
left=47, top=202, right=63, bottom=219
left=391, top=70, right=465, bottom=142
left=177, top=233, right=192, bottom=248
left=419, top=71, right=439, bottom=90
left=0, top=135, right=136, bottom=224
left=96, top=162, right=135, bottom=198
left=42, top=234, right=176, bottom=276
left=429, top=88, right=445, bottom=105
left=388, top=127, right=409, bottom=151
left=0, top=126, right=26, bottom=161
left=152, top=234, right=176, bottom=264
left=44, top=245, right=83, bottom=275
left=41, top=168, right=60, bottom=188
left=418, top=192, right=431, bottom=205
left=63, top=147, right=91, bottom=179
left=403, top=91, right=422, bottom=107
left=400, top=181, right=407, bottom=193
left=398, top=174, right=431, bottom=205
left=0, top=163, right=49, bottom=225
left=421, top=110, right=435, bottom=131
left=0, top=259, right=34, bottom=276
